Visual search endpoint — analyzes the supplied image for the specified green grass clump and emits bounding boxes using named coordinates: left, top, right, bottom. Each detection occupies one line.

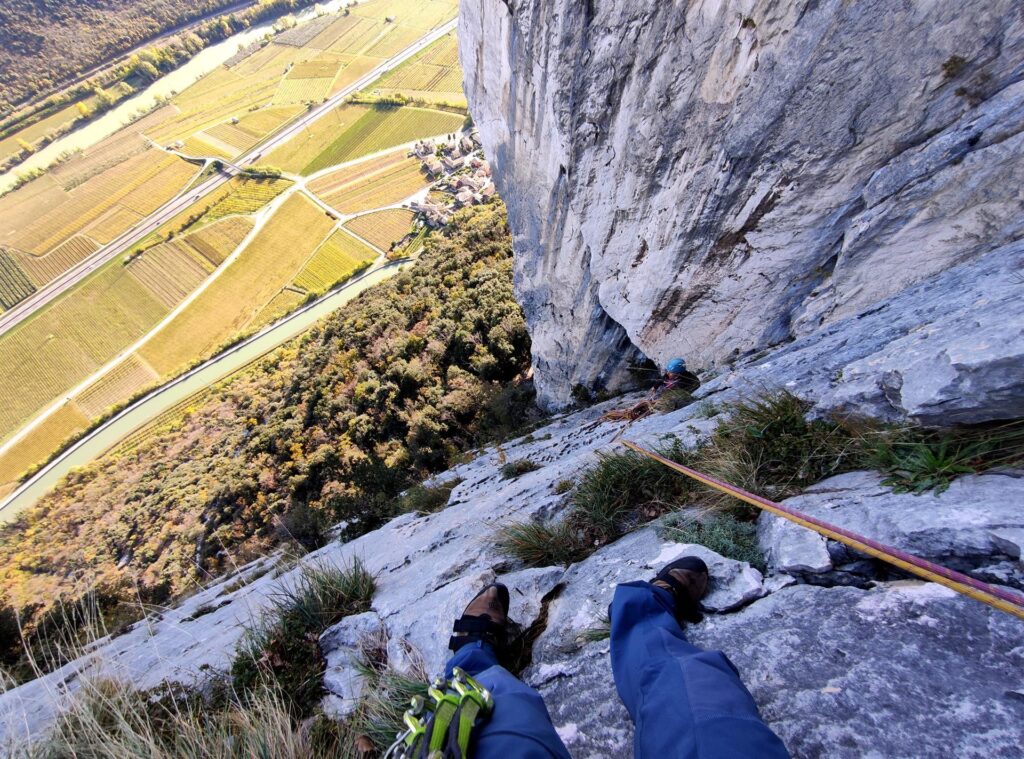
left=494, top=520, right=591, bottom=567
left=231, top=560, right=375, bottom=718
left=395, top=478, right=463, bottom=514
left=658, top=512, right=766, bottom=572
left=866, top=421, right=1024, bottom=494
left=341, top=656, right=430, bottom=755
left=500, top=459, right=541, bottom=479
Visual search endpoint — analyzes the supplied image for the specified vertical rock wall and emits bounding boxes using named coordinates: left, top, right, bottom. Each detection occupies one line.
left=460, top=0, right=1024, bottom=409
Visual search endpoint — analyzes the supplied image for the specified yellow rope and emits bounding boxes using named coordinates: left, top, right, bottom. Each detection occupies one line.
left=621, top=440, right=1024, bottom=622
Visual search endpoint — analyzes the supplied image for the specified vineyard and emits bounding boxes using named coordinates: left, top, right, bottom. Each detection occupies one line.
left=264, top=104, right=370, bottom=173
left=252, top=288, right=306, bottom=328
left=294, top=229, right=377, bottom=293
left=0, top=150, right=195, bottom=258
left=127, top=239, right=214, bottom=308
left=374, top=33, right=463, bottom=99
left=139, top=193, right=335, bottom=376
left=301, top=105, right=464, bottom=174
left=73, top=354, right=160, bottom=419
left=0, top=264, right=169, bottom=441
left=0, top=402, right=90, bottom=488
left=185, top=216, right=255, bottom=266
left=201, top=177, right=293, bottom=224
left=274, top=76, right=336, bottom=105
left=344, top=209, right=416, bottom=251
left=84, top=206, right=144, bottom=245
left=12, top=236, right=98, bottom=286
left=0, top=249, right=35, bottom=310
left=315, top=155, right=428, bottom=213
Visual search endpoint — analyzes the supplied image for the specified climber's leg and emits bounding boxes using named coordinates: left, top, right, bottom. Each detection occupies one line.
left=444, top=640, right=571, bottom=758
left=609, top=580, right=790, bottom=759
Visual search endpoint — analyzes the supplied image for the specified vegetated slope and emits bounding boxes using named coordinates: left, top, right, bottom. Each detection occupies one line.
left=0, top=0, right=239, bottom=112
left=0, top=202, right=534, bottom=649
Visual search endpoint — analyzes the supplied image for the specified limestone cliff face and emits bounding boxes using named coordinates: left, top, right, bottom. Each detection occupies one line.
left=460, top=0, right=1024, bottom=410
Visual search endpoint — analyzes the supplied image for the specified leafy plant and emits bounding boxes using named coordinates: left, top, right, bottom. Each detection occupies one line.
left=658, top=512, right=765, bottom=572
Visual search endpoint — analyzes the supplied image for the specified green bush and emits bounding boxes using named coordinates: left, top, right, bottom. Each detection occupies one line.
left=395, top=478, right=463, bottom=514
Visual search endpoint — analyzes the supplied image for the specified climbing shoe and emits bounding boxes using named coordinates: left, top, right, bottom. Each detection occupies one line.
left=448, top=582, right=510, bottom=653
left=652, top=556, right=709, bottom=624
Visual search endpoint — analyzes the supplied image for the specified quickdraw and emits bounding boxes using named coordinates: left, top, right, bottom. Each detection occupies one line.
left=384, top=667, right=495, bottom=759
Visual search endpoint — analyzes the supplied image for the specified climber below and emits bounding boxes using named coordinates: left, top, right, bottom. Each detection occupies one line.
left=405, top=558, right=791, bottom=757
left=602, top=357, right=702, bottom=422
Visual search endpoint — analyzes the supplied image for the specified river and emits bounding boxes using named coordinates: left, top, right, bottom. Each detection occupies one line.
left=0, top=0, right=349, bottom=195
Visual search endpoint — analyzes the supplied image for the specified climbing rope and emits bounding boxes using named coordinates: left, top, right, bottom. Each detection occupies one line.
left=622, top=440, right=1024, bottom=622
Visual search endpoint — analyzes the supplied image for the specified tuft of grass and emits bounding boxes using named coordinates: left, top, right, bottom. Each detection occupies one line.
left=865, top=421, right=1024, bottom=495
left=494, top=520, right=591, bottom=568
left=658, top=511, right=766, bottom=573
left=653, top=387, right=694, bottom=413
left=394, top=478, right=463, bottom=514
left=553, top=478, right=575, bottom=495
left=500, top=459, right=541, bottom=479
left=32, top=677, right=315, bottom=759
left=575, top=613, right=611, bottom=646
left=341, top=654, right=429, bottom=755
left=231, top=560, right=375, bottom=718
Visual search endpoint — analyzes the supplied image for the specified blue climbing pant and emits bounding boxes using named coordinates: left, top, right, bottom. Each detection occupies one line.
left=445, top=581, right=789, bottom=758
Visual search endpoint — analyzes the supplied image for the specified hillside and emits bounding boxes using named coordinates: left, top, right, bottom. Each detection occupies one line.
left=0, top=0, right=255, bottom=112
left=0, top=202, right=533, bottom=672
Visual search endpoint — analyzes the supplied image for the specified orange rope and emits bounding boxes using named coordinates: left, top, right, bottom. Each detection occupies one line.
left=622, top=440, right=1024, bottom=621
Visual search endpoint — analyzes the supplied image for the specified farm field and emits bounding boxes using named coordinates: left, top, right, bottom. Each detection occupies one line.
left=252, top=288, right=306, bottom=328
left=0, top=250, right=36, bottom=310
left=313, top=152, right=428, bottom=213
left=344, top=209, right=416, bottom=251
left=300, top=105, right=464, bottom=174
left=73, top=353, right=160, bottom=419
left=139, top=193, right=335, bottom=376
left=0, top=149, right=196, bottom=262
left=293, top=229, right=377, bottom=293
left=186, top=216, right=255, bottom=265
left=373, top=32, right=464, bottom=105
left=11, top=236, right=99, bottom=287
left=0, top=402, right=90, bottom=489
left=0, top=263, right=169, bottom=442
left=263, top=104, right=370, bottom=173
left=127, top=240, right=214, bottom=309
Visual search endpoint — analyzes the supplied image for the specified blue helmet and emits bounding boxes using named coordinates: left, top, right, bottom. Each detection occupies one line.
left=665, top=358, right=687, bottom=375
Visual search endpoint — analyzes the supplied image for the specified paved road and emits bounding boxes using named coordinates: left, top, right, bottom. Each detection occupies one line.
left=0, top=18, right=457, bottom=339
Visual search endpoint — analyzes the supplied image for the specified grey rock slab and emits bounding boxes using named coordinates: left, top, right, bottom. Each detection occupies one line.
left=773, top=470, right=1024, bottom=583
left=320, top=611, right=384, bottom=720
left=644, top=542, right=765, bottom=613
left=688, top=582, right=1024, bottom=758
left=758, top=511, right=832, bottom=575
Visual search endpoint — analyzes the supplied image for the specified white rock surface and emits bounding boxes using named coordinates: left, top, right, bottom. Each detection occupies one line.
left=461, top=0, right=1024, bottom=411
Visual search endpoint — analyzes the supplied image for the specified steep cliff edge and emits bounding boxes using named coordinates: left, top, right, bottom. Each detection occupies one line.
left=460, top=0, right=1024, bottom=409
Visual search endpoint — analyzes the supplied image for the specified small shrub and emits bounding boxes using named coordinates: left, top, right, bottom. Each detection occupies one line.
left=395, top=479, right=463, bottom=514
left=231, top=560, right=375, bottom=718
left=941, top=55, right=967, bottom=79
left=653, top=387, right=694, bottom=413
left=553, top=479, right=574, bottom=495
left=658, top=512, right=766, bottom=572
left=494, top=520, right=590, bottom=567
left=500, top=459, right=541, bottom=479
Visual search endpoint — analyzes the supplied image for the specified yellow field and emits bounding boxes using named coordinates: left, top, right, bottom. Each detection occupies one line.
left=0, top=249, right=36, bottom=310
left=73, top=353, right=159, bottom=419
left=300, top=105, right=464, bottom=174
left=139, top=193, right=335, bottom=376
left=344, top=209, right=415, bottom=251
left=311, top=150, right=428, bottom=213
left=203, top=177, right=293, bottom=222
left=294, top=228, right=376, bottom=293
left=274, top=76, right=335, bottom=105
left=375, top=33, right=464, bottom=102
left=84, top=206, right=144, bottom=245
left=185, top=216, right=254, bottom=265
left=49, top=106, right=179, bottom=190
left=12, top=236, right=98, bottom=286
left=0, top=402, right=90, bottom=487
left=0, top=150, right=195, bottom=258
left=0, top=263, right=169, bottom=441
left=252, top=288, right=306, bottom=328
left=264, top=104, right=370, bottom=173
left=234, top=105, right=304, bottom=138
left=354, top=0, right=459, bottom=29
left=127, top=239, right=214, bottom=308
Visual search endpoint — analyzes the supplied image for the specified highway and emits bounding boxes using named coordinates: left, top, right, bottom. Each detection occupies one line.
left=0, top=17, right=457, bottom=339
